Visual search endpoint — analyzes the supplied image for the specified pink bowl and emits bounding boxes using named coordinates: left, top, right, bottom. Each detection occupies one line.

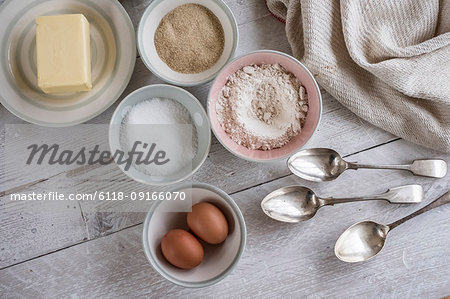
left=208, top=50, right=322, bottom=162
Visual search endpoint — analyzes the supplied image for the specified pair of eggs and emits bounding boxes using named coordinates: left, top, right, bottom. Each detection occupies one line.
left=161, top=202, right=229, bottom=269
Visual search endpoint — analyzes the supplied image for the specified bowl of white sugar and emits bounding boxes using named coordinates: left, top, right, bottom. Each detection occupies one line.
left=109, top=84, right=211, bottom=185
left=208, top=50, right=322, bottom=162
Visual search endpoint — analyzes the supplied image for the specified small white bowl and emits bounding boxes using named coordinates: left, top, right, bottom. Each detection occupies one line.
left=137, top=0, right=238, bottom=86
left=142, top=182, right=247, bottom=288
left=109, top=84, right=211, bottom=185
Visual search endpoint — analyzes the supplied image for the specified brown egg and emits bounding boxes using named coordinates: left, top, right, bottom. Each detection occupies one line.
left=187, top=202, right=229, bottom=244
left=161, top=229, right=204, bottom=269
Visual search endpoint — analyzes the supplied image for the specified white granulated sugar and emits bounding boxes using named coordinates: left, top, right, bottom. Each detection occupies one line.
left=120, top=98, right=198, bottom=176
left=216, top=64, right=308, bottom=150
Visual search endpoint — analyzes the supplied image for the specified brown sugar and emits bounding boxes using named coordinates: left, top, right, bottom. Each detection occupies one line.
left=154, top=4, right=225, bottom=74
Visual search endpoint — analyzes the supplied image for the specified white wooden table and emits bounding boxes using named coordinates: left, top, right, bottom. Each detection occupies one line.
left=1, top=0, right=449, bottom=298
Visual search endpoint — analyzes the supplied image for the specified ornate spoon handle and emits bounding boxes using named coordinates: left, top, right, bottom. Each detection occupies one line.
left=347, top=162, right=410, bottom=171
left=388, top=190, right=450, bottom=230
left=321, top=185, right=423, bottom=205
left=347, top=159, right=447, bottom=178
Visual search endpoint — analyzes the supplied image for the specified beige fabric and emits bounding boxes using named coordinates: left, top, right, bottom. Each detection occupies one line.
left=266, top=0, right=450, bottom=152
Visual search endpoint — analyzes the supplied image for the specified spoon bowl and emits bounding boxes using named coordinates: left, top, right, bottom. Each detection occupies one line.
left=261, top=186, right=321, bottom=223
left=288, top=148, right=348, bottom=181
left=334, top=191, right=450, bottom=263
left=334, top=221, right=389, bottom=263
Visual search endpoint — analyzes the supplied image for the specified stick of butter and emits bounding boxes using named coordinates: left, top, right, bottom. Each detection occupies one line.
left=36, top=14, right=92, bottom=94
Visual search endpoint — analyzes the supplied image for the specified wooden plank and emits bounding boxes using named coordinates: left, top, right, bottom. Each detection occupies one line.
left=119, top=0, right=271, bottom=31
left=0, top=198, right=87, bottom=269
left=1, top=139, right=448, bottom=297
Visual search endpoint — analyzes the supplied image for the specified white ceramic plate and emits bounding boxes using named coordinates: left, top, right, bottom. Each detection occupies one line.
left=0, top=0, right=136, bottom=126
left=137, top=0, right=238, bottom=86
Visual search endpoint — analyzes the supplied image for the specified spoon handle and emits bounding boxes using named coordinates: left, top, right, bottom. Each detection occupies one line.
left=388, top=190, right=450, bottom=230
left=347, top=162, right=411, bottom=171
left=347, top=159, right=447, bottom=178
left=322, top=185, right=423, bottom=205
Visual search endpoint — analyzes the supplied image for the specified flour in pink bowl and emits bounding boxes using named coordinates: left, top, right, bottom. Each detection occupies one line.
left=216, top=64, right=308, bottom=150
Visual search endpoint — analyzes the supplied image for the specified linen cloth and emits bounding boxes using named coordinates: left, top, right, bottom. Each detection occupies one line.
left=266, top=0, right=450, bottom=152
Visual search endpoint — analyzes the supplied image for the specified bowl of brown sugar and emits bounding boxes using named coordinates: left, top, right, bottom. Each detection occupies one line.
left=137, top=0, right=238, bottom=86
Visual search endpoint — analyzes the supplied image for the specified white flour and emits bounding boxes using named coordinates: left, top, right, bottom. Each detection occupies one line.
left=216, top=64, right=308, bottom=150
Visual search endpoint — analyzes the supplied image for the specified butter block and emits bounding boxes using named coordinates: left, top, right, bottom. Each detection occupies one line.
left=36, top=14, right=92, bottom=94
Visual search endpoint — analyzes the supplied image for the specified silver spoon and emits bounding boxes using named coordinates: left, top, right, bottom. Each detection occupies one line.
left=288, top=148, right=447, bottom=182
left=335, top=190, right=450, bottom=263
left=261, top=185, right=423, bottom=223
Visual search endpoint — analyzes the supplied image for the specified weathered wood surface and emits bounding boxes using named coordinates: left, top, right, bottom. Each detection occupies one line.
left=1, top=139, right=449, bottom=298
left=0, top=0, right=449, bottom=297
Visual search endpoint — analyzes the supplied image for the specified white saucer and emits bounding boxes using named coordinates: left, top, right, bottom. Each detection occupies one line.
left=0, top=0, right=136, bottom=126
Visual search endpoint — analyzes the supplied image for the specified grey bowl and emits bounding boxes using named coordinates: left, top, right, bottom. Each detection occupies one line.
left=142, top=182, right=247, bottom=288
left=109, top=84, right=211, bottom=185
left=137, top=0, right=239, bottom=86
